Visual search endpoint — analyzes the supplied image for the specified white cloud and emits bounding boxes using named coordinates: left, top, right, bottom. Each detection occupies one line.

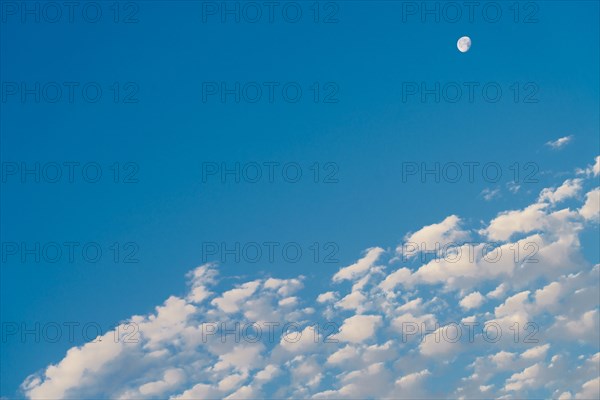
left=139, top=369, right=185, bottom=396
left=579, top=188, right=600, bottom=221
left=592, top=156, right=600, bottom=176
left=534, top=282, right=562, bottom=308
left=546, top=135, right=573, bottom=149
left=561, top=309, right=600, bottom=343
left=419, top=325, right=461, bottom=356
left=279, top=326, right=320, bottom=354
left=332, top=247, right=384, bottom=282
left=326, top=345, right=358, bottom=365
left=335, top=290, right=367, bottom=311
left=483, top=203, right=547, bottom=241
left=490, top=351, right=517, bottom=369
left=396, top=298, right=423, bottom=313
left=19, top=159, right=600, bottom=400
left=577, top=156, right=600, bottom=177
left=213, top=344, right=263, bottom=372
left=254, top=364, right=279, bottom=382
left=399, top=215, right=470, bottom=257
left=538, top=179, right=583, bottom=204
left=211, top=281, right=261, bottom=313
left=504, top=363, right=542, bottom=391
left=20, top=330, right=125, bottom=399
left=459, top=291, right=485, bottom=310
left=395, top=369, right=430, bottom=389
left=264, top=277, right=303, bottom=297
left=521, top=344, right=550, bottom=360
left=487, top=283, right=507, bottom=299
left=482, top=188, right=500, bottom=201
left=575, top=377, right=599, bottom=399
left=316, top=291, right=338, bottom=303
left=378, top=267, right=411, bottom=292
left=334, top=315, right=382, bottom=343
left=186, top=264, right=217, bottom=303
left=391, top=312, right=437, bottom=339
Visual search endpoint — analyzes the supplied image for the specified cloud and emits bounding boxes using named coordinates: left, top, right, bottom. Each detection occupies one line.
left=504, top=363, right=542, bottom=391
left=482, top=203, right=548, bottom=241
left=575, top=377, right=599, bottom=399
left=521, top=344, right=550, bottom=360
left=579, top=188, right=600, bottom=221
left=419, top=325, right=461, bottom=356
left=138, top=369, right=185, bottom=396
left=534, top=281, right=562, bottom=308
left=395, top=369, right=430, bottom=387
left=316, top=291, right=338, bottom=303
left=378, top=267, right=411, bottom=292
left=335, top=290, right=367, bottom=311
left=21, top=330, right=125, bottom=399
left=399, top=215, right=470, bottom=257
left=487, top=283, right=507, bottom=299
left=577, top=156, right=600, bottom=177
left=211, top=281, right=261, bottom=313
left=538, top=179, right=583, bottom=204
left=332, top=247, right=384, bottom=282
left=561, top=309, right=599, bottom=343
left=459, top=292, right=486, bottom=310
left=481, top=188, right=501, bottom=201
left=391, top=312, right=437, bottom=339
left=334, top=315, right=382, bottom=344
left=546, top=136, right=573, bottom=149
left=19, top=156, right=600, bottom=400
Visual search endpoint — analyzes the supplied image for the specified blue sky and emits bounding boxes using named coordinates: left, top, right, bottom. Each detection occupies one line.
left=1, top=1, right=599, bottom=398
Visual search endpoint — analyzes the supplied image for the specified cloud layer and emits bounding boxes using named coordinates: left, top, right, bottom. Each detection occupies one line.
left=21, top=158, right=600, bottom=399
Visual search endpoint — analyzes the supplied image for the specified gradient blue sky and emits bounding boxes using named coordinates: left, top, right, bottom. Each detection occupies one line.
left=1, top=1, right=599, bottom=398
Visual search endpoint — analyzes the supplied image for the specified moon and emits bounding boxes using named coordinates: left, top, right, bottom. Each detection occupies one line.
left=457, top=36, right=471, bottom=53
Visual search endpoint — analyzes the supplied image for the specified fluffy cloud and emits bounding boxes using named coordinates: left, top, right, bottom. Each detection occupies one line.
left=460, top=292, right=486, bottom=310
left=538, top=179, right=583, bottom=204
left=211, top=281, right=261, bottom=313
left=19, top=157, right=600, bottom=399
left=332, top=247, right=384, bottom=282
left=577, top=156, right=600, bottom=177
left=504, top=363, right=542, bottom=391
left=482, top=203, right=548, bottom=241
left=316, top=291, right=338, bottom=303
left=579, top=188, right=600, bottom=221
left=138, top=369, right=185, bottom=396
left=399, top=215, right=470, bottom=257
left=521, top=344, right=550, bottom=360
left=334, top=315, right=382, bottom=343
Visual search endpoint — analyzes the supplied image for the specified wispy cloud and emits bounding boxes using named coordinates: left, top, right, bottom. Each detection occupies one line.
left=546, top=136, right=573, bottom=149
left=481, top=188, right=501, bottom=201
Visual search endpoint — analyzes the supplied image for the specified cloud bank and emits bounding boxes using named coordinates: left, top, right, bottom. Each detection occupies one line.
left=20, top=158, right=600, bottom=399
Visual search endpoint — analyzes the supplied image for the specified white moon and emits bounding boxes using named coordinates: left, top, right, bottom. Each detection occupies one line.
left=457, top=36, right=471, bottom=53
